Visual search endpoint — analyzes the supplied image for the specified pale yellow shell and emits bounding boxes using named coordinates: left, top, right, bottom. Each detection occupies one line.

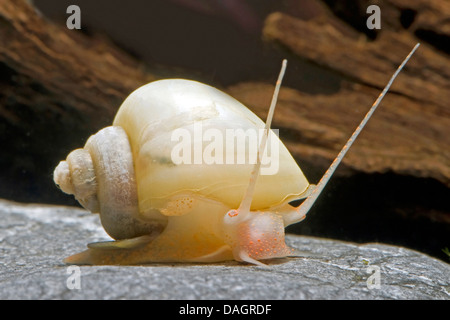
left=113, top=79, right=309, bottom=218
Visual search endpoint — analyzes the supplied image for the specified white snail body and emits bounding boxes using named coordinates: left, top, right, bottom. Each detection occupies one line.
left=53, top=44, right=418, bottom=265
left=54, top=78, right=311, bottom=265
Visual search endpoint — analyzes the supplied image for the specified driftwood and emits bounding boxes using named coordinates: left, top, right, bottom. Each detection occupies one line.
left=0, top=0, right=154, bottom=203
left=227, top=2, right=450, bottom=187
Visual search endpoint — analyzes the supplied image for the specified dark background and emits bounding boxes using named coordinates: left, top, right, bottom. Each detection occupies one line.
left=33, top=0, right=341, bottom=92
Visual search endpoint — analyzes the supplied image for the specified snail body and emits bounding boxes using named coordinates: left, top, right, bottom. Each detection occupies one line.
left=54, top=45, right=418, bottom=265
left=54, top=78, right=311, bottom=265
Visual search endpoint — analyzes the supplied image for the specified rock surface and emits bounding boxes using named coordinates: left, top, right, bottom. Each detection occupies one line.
left=0, top=199, right=448, bottom=300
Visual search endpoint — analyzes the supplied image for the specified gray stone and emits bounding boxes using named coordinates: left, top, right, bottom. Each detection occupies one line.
left=0, top=199, right=448, bottom=299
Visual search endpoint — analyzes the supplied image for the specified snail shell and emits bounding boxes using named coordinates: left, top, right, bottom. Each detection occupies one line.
left=54, top=79, right=311, bottom=265
left=114, top=79, right=308, bottom=213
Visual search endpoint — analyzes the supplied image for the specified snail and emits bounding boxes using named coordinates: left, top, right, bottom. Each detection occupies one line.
left=53, top=44, right=419, bottom=266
